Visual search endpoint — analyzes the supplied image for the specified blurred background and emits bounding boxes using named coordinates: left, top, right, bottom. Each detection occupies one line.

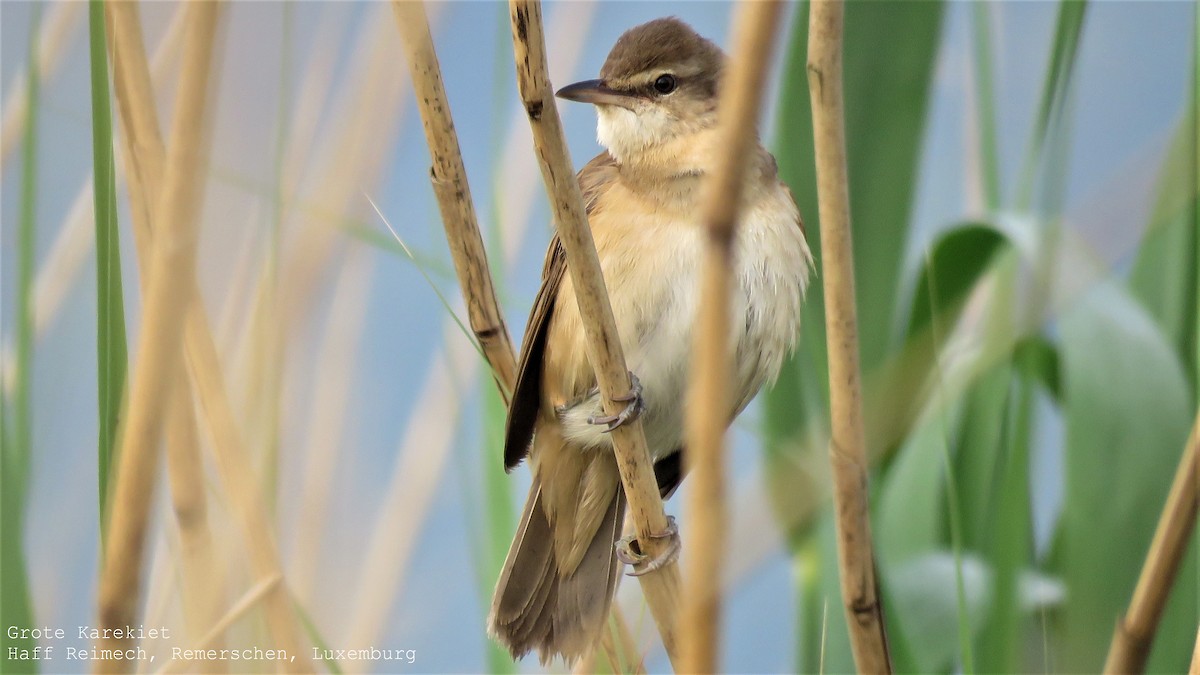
left=1, top=1, right=1196, bottom=673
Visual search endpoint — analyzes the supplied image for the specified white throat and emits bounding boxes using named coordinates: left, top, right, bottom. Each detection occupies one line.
left=595, top=104, right=675, bottom=165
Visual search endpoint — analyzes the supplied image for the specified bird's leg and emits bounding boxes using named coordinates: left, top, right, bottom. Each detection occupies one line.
left=586, top=372, right=644, bottom=433
left=616, top=516, right=679, bottom=576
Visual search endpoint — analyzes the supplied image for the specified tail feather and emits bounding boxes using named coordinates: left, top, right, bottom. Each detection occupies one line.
left=488, top=479, right=625, bottom=665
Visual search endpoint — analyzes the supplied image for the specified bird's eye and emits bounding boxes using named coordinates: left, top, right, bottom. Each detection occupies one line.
left=653, top=74, right=677, bottom=95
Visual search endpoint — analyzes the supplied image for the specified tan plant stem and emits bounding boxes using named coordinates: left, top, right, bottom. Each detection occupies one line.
left=806, top=1, right=893, bottom=672
left=681, top=2, right=784, bottom=672
left=105, top=1, right=302, bottom=666
left=392, top=0, right=518, bottom=403
left=1103, top=411, right=1200, bottom=674
left=163, top=375, right=223, bottom=646
left=95, top=3, right=222, bottom=670
left=507, top=0, right=682, bottom=666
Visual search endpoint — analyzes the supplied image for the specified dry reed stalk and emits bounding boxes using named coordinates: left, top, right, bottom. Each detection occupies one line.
left=96, top=3, right=223, bottom=670
left=343, top=331, right=479, bottom=662
left=0, top=2, right=183, bottom=398
left=156, top=574, right=284, bottom=675
left=0, top=0, right=82, bottom=165
left=1190, top=627, right=1200, bottom=675
left=164, top=376, right=224, bottom=647
left=184, top=305, right=305, bottom=670
left=681, top=3, right=784, bottom=672
left=807, top=2, right=893, bottom=672
left=1103, top=411, right=1200, bottom=674
left=275, top=4, right=403, bottom=335
left=494, top=0, right=596, bottom=264
left=106, top=3, right=303, bottom=665
left=389, top=4, right=648, bottom=662
left=107, top=0, right=224, bottom=654
left=507, top=0, right=682, bottom=665
left=392, top=0, right=519, bottom=401
left=597, top=600, right=645, bottom=674
left=290, top=246, right=376, bottom=603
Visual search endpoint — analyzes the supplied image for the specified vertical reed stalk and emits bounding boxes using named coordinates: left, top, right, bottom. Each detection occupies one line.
left=681, top=2, right=784, bottom=672
left=806, top=2, right=893, bottom=672
left=1103, top=412, right=1200, bottom=674
left=108, top=3, right=305, bottom=663
left=507, top=0, right=682, bottom=665
left=96, top=3, right=223, bottom=669
left=392, top=0, right=518, bottom=402
left=163, top=376, right=223, bottom=650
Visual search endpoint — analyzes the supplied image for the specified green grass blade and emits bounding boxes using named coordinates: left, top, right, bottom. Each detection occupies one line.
left=3, top=5, right=43, bottom=671
left=480, top=379, right=516, bottom=673
left=975, top=364, right=1034, bottom=674
left=293, top=597, right=343, bottom=674
left=1056, top=283, right=1193, bottom=671
left=1129, top=59, right=1198, bottom=394
left=1015, top=0, right=1089, bottom=210
left=970, top=2, right=1002, bottom=211
left=88, top=0, right=129, bottom=542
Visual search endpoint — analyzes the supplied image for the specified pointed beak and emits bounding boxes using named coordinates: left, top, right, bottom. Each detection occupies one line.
left=555, top=79, right=639, bottom=110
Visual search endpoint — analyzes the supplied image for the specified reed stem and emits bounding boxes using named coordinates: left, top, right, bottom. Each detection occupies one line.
left=681, top=2, right=784, bottom=672
left=1103, top=411, right=1200, bottom=674
left=393, top=0, right=518, bottom=402
left=806, top=1, right=893, bottom=671
left=507, top=0, right=682, bottom=666
left=96, top=3, right=222, bottom=669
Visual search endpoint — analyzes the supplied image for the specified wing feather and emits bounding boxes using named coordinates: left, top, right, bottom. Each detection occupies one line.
left=503, top=151, right=619, bottom=469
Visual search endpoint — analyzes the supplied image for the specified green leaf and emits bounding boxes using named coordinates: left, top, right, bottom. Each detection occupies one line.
left=3, top=6, right=42, bottom=672
left=970, top=2, right=1002, bottom=211
left=1015, top=0, right=1089, bottom=210
left=88, top=0, right=129, bottom=542
left=885, top=552, right=990, bottom=673
left=1129, top=81, right=1198, bottom=394
left=1056, top=282, right=1193, bottom=672
left=906, top=224, right=1008, bottom=344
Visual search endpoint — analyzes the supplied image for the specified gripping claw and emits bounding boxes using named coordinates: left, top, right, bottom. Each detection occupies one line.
left=587, top=372, right=645, bottom=433
left=615, top=516, right=680, bottom=576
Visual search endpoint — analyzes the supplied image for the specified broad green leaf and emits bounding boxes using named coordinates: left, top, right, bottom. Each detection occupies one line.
left=905, top=224, right=1008, bottom=344
left=1057, top=282, right=1193, bottom=672
left=886, top=552, right=990, bottom=673
left=1129, top=90, right=1198, bottom=394
left=88, top=0, right=129, bottom=540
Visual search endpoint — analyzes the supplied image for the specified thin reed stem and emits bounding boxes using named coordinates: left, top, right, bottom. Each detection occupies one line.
left=104, top=3, right=304, bottom=667
left=96, top=3, right=223, bottom=669
left=507, top=0, right=682, bottom=666
left=681, top=2, right=784, bottom=673
left=392, top=0, right=518, bottom=402
left=1103, top=412, right=1200, bottom=674
left=806, top=2, right=893, bottom=672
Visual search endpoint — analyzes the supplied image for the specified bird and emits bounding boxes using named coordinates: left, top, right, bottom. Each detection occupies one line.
left=488, top=17, right=813, bottom=665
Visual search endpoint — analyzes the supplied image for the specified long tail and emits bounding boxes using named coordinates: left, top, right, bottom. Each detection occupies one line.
left=487, top=479, right=625, bottom=665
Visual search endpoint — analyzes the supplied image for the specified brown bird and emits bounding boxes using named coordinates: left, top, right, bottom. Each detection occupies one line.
left=489, top=17, right=812, bottom=664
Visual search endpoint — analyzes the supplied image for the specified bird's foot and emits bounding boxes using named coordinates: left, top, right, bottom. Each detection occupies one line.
left=615, top=516, right=679, bottom=576
left=586, top=372, right=644, bottom=433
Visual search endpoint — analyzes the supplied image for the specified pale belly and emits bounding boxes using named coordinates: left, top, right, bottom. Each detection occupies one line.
left=553, top=199, right=811, bottom=460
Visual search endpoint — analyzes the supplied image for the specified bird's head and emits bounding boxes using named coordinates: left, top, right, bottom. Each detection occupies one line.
left=556, top=18, right=725, bottom=171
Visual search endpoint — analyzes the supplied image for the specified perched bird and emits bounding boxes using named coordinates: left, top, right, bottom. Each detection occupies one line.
left=489, top=17, right=812, bottom=664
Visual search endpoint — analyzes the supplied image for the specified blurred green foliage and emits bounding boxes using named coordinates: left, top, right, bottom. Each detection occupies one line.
left=768, top=1, right=1199, bottom=673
